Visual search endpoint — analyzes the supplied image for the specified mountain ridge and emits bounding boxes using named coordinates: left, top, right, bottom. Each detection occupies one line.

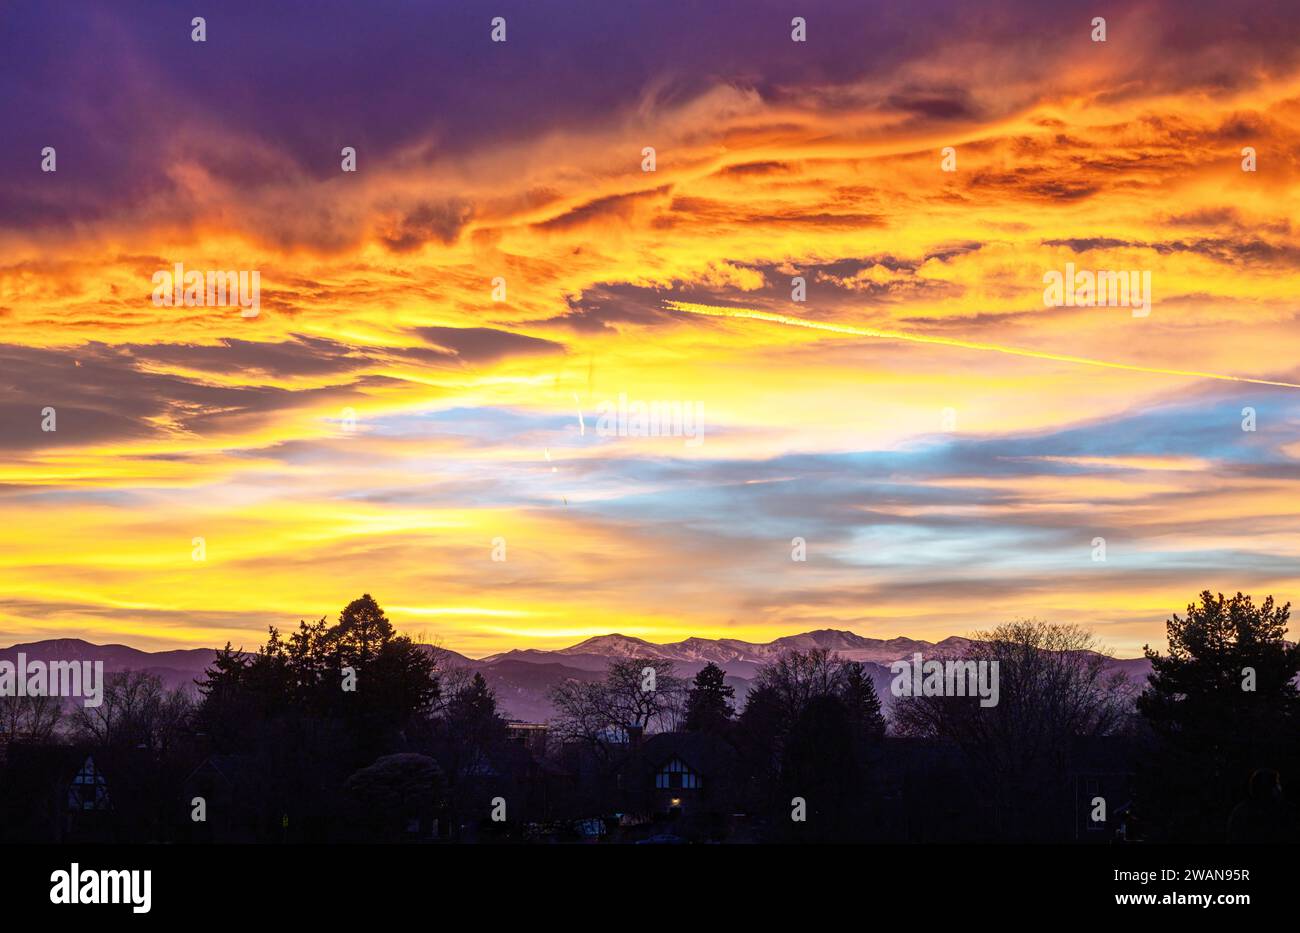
left=0, top=629, right=1150, bottom=723
left=0, top=627, right=1145, bottom=665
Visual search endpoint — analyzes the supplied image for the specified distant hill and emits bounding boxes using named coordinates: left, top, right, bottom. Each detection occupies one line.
left=0, top=638, right=218, bottom=694
left=0, top=629, right=1151, bottom=723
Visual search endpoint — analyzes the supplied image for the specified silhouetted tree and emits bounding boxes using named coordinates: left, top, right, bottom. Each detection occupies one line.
left=195, top=642, right=255, bottom=746
left=894, top=620, right=1130, bottom=841
left=547, top=677, right=613, bottom=761
left=192, top=595, right=442, bottom=839
left=70, top=670, right=194, bottom=754
left=429, top=671, right=513, bottom=838
left=0, top=693, right=62, bottom=744
left=197, top=594, right=440, bottom=744
left=735, top=648, right=888, bottom=838
left=447, top=673, right=501, bottom=730
left=603, top=658, right=687, bottom=732
left=1138, top=591, right=1300, bottom=841
left=330, top=594, right=391, bottom=668
left=840, top=660, right=886, bottom=743
left=548, top=657, right=685, bottom=760
left=735, top=683, right=786, bottom=813
left=778, top=693, right=861, bottom=841
left=439, top=672, right=508, bottom=771
left=683, top=662, right=735, bottom=733
left=752, top=647, right=843, bottom=727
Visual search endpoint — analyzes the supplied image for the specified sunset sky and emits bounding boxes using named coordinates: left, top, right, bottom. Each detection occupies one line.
left=2, top=0, right=1299, bottom=657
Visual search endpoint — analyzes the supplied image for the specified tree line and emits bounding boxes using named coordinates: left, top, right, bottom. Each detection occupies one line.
left=1, top=589, right=1295, bottom=842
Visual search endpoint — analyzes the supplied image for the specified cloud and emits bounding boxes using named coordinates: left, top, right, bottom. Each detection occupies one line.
left=378, top=199, right=476, bottom=252
left=413, top=327, right=565, bottom=363
left=3, top=0, right=1300, bottom=655
left=121, top=336, right=370, bottom=378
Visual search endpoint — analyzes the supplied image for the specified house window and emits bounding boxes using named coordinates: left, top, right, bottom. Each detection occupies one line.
left=68, top=756, right=111, bottom=812
left=656, top=758, right=701, bottom=791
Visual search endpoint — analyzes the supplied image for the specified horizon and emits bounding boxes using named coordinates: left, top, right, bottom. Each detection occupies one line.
left=0, top=621, right=1151, bottom=663
left=3, top=2, right=1300, bottom=660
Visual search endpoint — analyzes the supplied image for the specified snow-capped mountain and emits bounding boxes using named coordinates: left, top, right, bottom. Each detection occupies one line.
left=483, top=628, right=977, bottom=677
left=0, top=629, right=1148, bottom=724
left=470, top=629, right=1146, bottom=719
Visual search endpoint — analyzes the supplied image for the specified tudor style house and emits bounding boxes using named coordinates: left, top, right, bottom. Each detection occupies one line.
left=631, top=731, right=736, bottom=820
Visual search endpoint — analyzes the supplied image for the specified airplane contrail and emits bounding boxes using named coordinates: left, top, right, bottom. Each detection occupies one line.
left=663, top=300, right=1300, bottom=390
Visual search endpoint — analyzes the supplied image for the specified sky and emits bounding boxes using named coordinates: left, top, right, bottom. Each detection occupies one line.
left=1, top=0, right=1299, bottom=657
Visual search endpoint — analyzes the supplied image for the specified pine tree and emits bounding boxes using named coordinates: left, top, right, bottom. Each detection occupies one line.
left=331, top=593, right=395, bottom=667
left=839, top=660, right=887, bottom=741
left=447, top=672, right=501, bottom=732
left=684, top=662, right=735, bottom=733
left=1137, top=591, right=1300, bottom=841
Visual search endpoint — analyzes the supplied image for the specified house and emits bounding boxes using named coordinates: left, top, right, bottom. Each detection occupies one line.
left=0, top=744, right=116, bottom=842
left=623, top=732, right=737, bottom=830
left=505, top=721, right=548, bottom=757
left=431, top=735, right=577, bottom=841
left=654, top=755, right=703, bottom=805
left=182, top=754, right=260, bottom=842
left=67, top=755, right=111, bottom=812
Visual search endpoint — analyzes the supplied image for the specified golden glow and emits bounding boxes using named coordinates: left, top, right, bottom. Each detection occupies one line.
left=3, top=39, right=1300, bottom=660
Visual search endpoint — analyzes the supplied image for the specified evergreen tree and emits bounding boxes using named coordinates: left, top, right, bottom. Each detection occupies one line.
left=446, top=672, right=506, bottom=743
left=839, top=660, right=887, bottom=742
left=330, top=594, right=396, bottom=668
left=1137, top=591, right=1300, bottom=841
left=683, top=662, right=735, bottom=733
left=196, top=595, right=440, bottom=746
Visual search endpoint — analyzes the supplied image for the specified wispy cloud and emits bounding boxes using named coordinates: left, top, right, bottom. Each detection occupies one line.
left=2, top=1, right=1300, bottom=656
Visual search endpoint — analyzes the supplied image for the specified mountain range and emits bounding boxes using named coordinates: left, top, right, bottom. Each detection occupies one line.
left=0, top=629, right=1151, bottom=723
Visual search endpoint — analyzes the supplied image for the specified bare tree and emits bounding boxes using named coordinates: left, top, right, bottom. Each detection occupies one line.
left=548, top=657, right=686, bottom=760
left=69, top=670, right=195, bottom=752
left=752, top=647, right=845, bottom=726
left=548, top=677, right=614, bottom=759
left=602, top=658, right=685, bottom=732
left=0, top=693, right=62, bottom=744
left=893, top=619, right=1132, bottom=838
left=432, top=662, right=474, bottom=717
